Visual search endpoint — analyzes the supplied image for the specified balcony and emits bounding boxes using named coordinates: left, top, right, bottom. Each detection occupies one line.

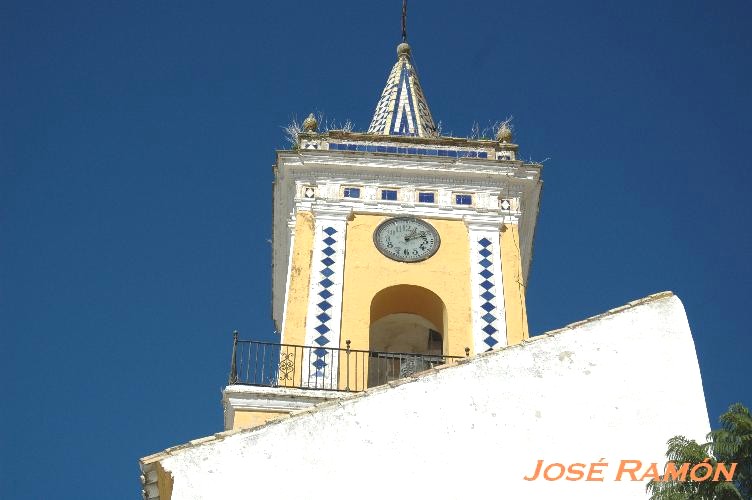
left=228, top=334, right=468, bottom=392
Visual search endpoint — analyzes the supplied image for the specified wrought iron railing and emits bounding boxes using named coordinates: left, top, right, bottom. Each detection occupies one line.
left=228, top=332, right=469, bottom=392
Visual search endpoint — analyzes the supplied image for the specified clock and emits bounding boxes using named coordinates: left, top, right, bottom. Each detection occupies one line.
left=373, top=217, right=440, bottom=262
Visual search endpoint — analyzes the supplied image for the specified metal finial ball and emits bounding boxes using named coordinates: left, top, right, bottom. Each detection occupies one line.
left=303, top=113, right=318, bottom=132
left=496, top=123, right=513, bottom=143
left=397, top=42, right=411, bottom=57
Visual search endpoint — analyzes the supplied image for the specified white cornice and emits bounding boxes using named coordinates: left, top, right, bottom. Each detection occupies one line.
left=463, top=215, right=505, bottom=231
left=222, top=385, right=350, bottom=431
left=278, top=150, right=540, bottom=181
left=297, top=200, right=521, bottom=224
left=311, top=204, right=353, bottom=221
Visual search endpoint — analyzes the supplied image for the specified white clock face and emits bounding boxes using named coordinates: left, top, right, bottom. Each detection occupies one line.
left=373, top=217, right=440, bottom=262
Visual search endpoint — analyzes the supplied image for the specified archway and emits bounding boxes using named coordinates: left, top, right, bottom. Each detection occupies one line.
left=368, top=285, right=447, bottom=385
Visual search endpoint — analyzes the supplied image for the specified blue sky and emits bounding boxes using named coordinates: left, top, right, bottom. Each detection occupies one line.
left=2, top=1, right=751, bottom=497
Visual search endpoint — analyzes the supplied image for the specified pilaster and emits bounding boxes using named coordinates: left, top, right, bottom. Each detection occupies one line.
left=301, top=205, right=352, bottom=388
left=465, top=215, right=507, bottom=353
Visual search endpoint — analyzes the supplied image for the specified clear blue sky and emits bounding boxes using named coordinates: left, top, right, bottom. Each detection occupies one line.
left=2, top=1, right=750, bottom=497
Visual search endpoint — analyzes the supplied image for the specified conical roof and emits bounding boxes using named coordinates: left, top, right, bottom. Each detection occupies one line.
left=367, top=43, right=437, bottom=138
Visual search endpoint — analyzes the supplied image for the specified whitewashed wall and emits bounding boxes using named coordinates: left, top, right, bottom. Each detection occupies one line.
left=152, top=293, right=710, bottom=499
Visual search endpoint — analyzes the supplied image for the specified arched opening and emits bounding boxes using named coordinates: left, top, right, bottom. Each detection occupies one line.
left=370, top=314, right=442, bottom=354
left=368, top=285, right=447, bottom=385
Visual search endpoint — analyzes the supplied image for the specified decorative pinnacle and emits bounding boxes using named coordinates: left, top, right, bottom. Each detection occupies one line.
left=496, top=123, right=513, bottom=143
left=397, top=42, right=411, bottom=58
left=302, top=113, right=318, bottom=132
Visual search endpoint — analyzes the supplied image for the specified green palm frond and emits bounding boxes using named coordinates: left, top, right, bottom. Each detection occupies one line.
left=649, top=404, right=752, bottom=499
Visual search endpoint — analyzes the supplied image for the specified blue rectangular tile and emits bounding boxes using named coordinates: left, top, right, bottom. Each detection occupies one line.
left=456, top=194, right=473, bottom=205
left=381, top=189, right=398, bottom=201
left=343, top=187, right=360, bottom=198
left=418, top=192, right=435, bottom=203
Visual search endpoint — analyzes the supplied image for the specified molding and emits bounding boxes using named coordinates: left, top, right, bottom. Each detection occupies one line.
left=463, top=214, right=505, bottom=231
left=280, top=215, right=298, bottom=344
left=311, top=204, right=353, bottom=221
left=299, top=199, right=521, bottom=224
left=140, top=462, right=160, bottom=500
left=222, top=385, right=350, bottom=431
left=292, top=164, right=537, bottom=189
left=279, top=149, right=541, bottom=177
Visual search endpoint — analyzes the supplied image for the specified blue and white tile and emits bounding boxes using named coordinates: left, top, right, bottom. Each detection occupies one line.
left=465, top=219, right=507, bottom=353
left=302, top=207, right=350, bottom=388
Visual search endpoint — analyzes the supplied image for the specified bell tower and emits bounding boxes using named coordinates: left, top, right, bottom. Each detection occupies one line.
left=224, top=22, right=541, bottom=431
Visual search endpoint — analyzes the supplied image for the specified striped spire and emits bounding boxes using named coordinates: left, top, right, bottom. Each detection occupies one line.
left=367, top=43, right=437, bottom=138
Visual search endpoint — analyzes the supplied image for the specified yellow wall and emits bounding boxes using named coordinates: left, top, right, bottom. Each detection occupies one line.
left=340, top=214, right=473, bottom=357
left=500, top=224, right=529, bottom=343
left=281, top=211, right=314, bottom=346
left=233, top=410, right=288, bottom=430
left=281, top=212, right=529, bottom=386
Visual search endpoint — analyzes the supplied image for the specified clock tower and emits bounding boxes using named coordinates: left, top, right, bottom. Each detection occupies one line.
left=224, top=37, right=541, bottom=430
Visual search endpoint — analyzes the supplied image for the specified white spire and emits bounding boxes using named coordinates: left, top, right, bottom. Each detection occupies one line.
left=367, top=43, right=437, bottom=138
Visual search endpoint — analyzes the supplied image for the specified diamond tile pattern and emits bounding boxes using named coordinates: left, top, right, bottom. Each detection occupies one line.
left=311, top=226, right=338, bottom=376
left=477, top=237, right=499, bottom=350
left=319, top=278, right=333, bottom=288
left=367, top=50, right=437, bottom=137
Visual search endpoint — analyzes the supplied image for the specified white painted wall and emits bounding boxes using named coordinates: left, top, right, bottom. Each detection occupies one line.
left=153, top=293, right=710, bottom=499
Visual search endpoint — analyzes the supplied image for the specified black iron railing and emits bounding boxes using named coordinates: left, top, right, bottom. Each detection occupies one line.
left=228, top=332, right=469, bottom=392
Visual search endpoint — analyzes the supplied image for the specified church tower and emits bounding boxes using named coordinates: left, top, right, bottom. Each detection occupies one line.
left=139, top=9, right=714, bottom=499
left=224, top=29, right=541, bottom=431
